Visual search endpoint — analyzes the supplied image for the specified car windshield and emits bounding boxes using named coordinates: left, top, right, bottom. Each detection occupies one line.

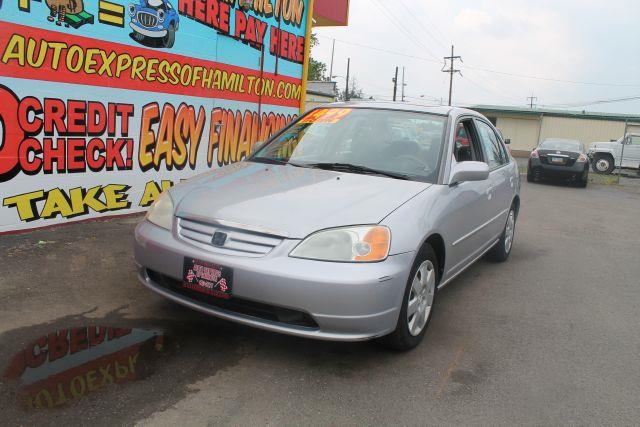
left=251, top=108, right=447, bottom=183
left=540, top=140, right=582, bottom=152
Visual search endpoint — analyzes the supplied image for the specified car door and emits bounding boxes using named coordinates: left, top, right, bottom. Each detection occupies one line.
left=474, top=119, right=512, bottom=241
left=442, top=118, right=496, bottom=278
left=623, top=135, right=640, bottom=168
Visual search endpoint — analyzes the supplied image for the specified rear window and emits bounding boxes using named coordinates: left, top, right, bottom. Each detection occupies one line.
left=540, top=140, right=582, bottom=152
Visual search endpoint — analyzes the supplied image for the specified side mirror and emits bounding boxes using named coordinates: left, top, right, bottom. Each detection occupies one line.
left=504, top=138, right=511, bottom=145
left=449, top=161, right=490, bottom=185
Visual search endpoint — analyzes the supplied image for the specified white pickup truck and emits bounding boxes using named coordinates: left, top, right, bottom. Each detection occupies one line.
left=588, top=134, right=640, bottom=174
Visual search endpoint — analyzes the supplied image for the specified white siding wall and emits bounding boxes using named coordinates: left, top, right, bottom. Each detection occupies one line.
left=495, top=116, right=541, bottom=152
left=540, top=117, right=626, bottom=145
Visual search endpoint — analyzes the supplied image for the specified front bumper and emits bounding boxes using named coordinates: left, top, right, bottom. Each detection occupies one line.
left=134, top=220, right=414, bottom=341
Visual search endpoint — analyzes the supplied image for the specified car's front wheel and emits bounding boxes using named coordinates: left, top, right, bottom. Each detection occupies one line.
left=162, top=24, right=176, bottom=48
left=381, top=245, right=438, bottom=351
left=487, top=205, right=516, bottom=262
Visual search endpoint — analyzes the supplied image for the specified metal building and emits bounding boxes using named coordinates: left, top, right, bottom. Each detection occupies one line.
left=471, top=105, right=640, bottom=157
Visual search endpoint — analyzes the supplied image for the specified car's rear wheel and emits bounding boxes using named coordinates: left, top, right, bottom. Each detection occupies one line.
left=527, top=169, right=535, bottom=182
left=487, top=205, right=516, bottom=262
left=592, top=154, right=614, bottom=174
left=380, top=245, right=438, bottom=351
left=577, top=167, right=589, bottom=188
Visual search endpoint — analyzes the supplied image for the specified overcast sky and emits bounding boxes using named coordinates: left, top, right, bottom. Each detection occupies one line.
left=312, top=0, right=640, bottom=114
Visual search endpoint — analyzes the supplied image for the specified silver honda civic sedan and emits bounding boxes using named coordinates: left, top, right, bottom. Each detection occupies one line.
left=134, top=103, right=520, bottom=350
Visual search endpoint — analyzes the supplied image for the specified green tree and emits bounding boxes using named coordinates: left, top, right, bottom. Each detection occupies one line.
left=308, top=33, right=327, bottom=81
left=339, top=78, right=364, bottom=101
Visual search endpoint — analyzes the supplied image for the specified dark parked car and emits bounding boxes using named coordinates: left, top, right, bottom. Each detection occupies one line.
left=527, top=138, right=589, bottom=187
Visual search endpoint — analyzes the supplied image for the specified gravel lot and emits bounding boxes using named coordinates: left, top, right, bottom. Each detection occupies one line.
left=1, top=179, right=639, bottom=425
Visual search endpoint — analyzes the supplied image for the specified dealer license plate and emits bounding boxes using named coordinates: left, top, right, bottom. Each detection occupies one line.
left=182, top=258, right=233, bottom=299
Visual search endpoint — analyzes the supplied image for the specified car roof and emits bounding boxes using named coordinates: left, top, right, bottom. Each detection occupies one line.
left=541, top=138, right=582, bottom=144
left=316, top=101, right=480, bottom=118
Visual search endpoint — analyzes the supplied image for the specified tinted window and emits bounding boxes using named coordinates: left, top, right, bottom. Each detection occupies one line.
left=540, top=140, right=582, bottom=151
left=475, top=120, right=506, bottom=169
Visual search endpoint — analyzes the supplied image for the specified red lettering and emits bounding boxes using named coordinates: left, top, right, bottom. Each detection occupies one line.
left=67, top=100, right=86, bottom=135
left=17, top=96, right=43, bottom=135
left=43, top=99, right=66, bottom=135
left=235, top=10, right=247, bottom=38
left=18, top=138, right=42, bottom=174
left=87, top=102, right=107, bottom=136
left=87, top=138, right=106, bottom=171
left=0, top=86, right=25, bottom=179
left=43, top=138, right=65, bottom=173
left=48, top=330, right=69, bottom=362
left=70, top=327, right=88, bottom=354
left=88, top=326, right=107, bottom=346
left=66, top=138, right=86, bottom=172
left=25, top=336, right=48, bottom=369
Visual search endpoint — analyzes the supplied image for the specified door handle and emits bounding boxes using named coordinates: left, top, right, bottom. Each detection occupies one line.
left=486, top=186, right=494, bottom=200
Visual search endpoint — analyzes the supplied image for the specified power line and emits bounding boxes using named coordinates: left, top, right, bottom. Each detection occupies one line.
left=459, top=74, right=522, bottom=103
left=463, top=64, right=640, bottom=87
left=316, top=34, right=639, bottom=88
left=542, top=94, right=640, bottom=108
left=371, top=0, right=441, bottom=61
left=315, top=34, right=442, bottom=64
left=397, top=0, right=447, bottom=49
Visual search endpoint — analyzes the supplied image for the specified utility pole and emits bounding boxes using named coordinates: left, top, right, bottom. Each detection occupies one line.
left=328, top=39, right=335, bottom=82
left=527, top=95, right=538, bottom=109
left=442, top=45, right=462, bottom=106
left=392, top=66, right=399, bottom=102
left=345, top=58, right=350, bottom=101
left=401, top=67, right=406, bottom=102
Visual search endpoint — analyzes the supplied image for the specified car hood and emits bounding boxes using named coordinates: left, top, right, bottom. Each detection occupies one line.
left=170, top=162, right=431, bottom=238
left=589, top=141, right=617, bottom=151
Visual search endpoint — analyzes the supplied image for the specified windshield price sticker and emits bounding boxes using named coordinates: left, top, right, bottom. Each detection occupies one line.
left=300, top=108, right=352, bottom=124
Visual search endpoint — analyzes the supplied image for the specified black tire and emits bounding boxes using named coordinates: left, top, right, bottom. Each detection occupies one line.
left=487, top=204, right=516, bottom=262
left=577, top=168, right=588, bottom=188
left=162, top=24, right=176, bottom=48
left=591, top=154, right=614, bottom=174
left=380, top=245, right=438, bottom=352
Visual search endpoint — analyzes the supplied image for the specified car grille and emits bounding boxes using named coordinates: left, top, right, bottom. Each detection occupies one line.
left=137, top=11, right=157, bottom=27
left=146, top=270, right=319, bottom=328
left=177, top=217, right=283, bottom=257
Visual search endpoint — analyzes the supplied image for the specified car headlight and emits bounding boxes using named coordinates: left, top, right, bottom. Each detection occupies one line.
left=128, top=4, right=135, bottom=16
left=290, top=226, right=391, bottom=262
left=157, top=10, right=165, bottom=22
left=146, top=192, right=174, bottom=230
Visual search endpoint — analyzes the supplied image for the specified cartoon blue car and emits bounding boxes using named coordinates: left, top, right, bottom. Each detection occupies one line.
left=129, top=0, right=179, bottom=48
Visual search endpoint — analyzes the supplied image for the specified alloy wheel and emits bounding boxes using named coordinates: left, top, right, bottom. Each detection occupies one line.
left=504, top=209, right=515, bottom=253
left=407, top=260, right=436, bottom=336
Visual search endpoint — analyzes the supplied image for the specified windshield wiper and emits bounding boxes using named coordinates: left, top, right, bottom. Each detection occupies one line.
left=301, top=163, right=410, bottom=180
left=249, top=157, right=288, bottom=165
